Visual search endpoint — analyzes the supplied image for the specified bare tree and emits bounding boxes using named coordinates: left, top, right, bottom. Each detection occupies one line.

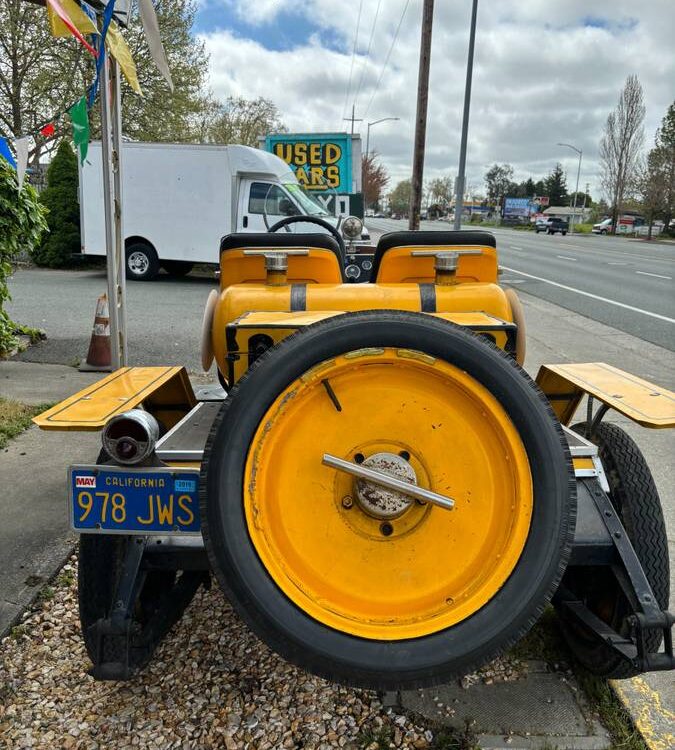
left=204, top=96, right=286, bottom=147
left=362, top=152, right=389, bottom=209
left=599, top=75, right=646, bottom=231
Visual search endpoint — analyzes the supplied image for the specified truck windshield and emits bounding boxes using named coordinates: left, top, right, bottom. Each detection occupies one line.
left=284, top=183, right=330, bottom=217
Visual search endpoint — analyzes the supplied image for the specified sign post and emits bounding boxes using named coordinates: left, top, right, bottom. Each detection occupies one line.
left=99, top=44, right=127, bottom=367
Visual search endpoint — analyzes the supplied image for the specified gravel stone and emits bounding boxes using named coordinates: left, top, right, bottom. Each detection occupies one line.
left=1, top=554, right=525, bottom=749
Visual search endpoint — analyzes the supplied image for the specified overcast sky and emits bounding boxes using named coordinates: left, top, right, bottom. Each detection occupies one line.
left=194, top=0, right=675, bottom=199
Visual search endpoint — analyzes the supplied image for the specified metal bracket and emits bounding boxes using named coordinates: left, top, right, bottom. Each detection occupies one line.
left=322, top=453, right=455, bottom=510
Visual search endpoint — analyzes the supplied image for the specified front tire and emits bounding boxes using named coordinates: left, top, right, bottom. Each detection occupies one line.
left=126, top=242, right=160, bottom=281
left=201, top=311, right=575, bottom=689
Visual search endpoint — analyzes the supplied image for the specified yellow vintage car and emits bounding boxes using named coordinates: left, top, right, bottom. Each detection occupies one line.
left=35, top=221, right=674, bottom=687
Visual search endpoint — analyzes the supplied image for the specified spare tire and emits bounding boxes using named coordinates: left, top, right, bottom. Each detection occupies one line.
left=201, top=310, right=575, bottom=689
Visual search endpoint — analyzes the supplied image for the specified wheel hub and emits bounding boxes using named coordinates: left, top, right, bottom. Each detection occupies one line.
left=355, top=452, right=416, bottom=519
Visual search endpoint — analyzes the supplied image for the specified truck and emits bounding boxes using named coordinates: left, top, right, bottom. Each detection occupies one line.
left=79, top=141, right=370, bottom=280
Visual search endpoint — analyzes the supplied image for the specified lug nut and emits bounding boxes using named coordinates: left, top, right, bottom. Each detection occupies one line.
left=380, top=522, right=394, bottom=537
left=341, top=496, right=353, bottom=509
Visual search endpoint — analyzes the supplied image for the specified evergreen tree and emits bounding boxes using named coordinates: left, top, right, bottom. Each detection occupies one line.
left=544, top=163, right=568, bottom=206
left=33, top=141, right=80, bottom=267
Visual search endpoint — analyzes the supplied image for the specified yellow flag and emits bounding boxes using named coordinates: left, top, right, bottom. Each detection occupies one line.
left=47, top=0, right=97, bottom=37
left=106, top=24, right=142, bottom=96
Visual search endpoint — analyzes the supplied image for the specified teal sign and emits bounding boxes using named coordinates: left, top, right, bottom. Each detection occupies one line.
left=265, top=133, right=352, bottom=193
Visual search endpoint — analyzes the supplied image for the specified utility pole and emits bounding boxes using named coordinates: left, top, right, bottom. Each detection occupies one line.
left=409, top=0, right=434, bottom=231
left=454, top=0, right=479, bottom=230
left=343, top=104, right=363, bottom=136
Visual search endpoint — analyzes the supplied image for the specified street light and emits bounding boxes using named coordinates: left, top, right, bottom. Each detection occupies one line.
left=365, top=117, right=400, bottom=160
left=557, top=142, right=582, bottom=234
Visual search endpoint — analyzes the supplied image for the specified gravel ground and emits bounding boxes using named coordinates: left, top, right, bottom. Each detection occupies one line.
left=0, top=555, right=525, bottom=750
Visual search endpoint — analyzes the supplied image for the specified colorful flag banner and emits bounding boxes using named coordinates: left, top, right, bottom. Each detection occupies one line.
left=139, top=0, right=174, bottom=92
left=106, top=23, right=142, bottom=95
left=14, top=137, right=31, bottom=191
left=40, top=123, right=56, bottom=138
left=47, top=0, right=97, bottom=38
left=88, top=0, right=118, bottom=107
left=0, top=137, right=17, bottom=169
left=45, top=0, right=98, bottom=57
left=69, top=96, right=90, bottom=165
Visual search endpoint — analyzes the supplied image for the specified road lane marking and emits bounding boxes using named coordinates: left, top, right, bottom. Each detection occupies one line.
left=557, top=255, right=577, bottom=261
left=509, top=245, right=524, bottom=250
left=635, top=271, right=672, bottom=280
left=501, top=266, right=675, bottom=324
left=608, top=261, right=627, bottom=265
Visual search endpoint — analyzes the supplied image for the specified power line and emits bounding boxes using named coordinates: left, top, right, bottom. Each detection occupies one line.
left=352, top=0, right=383, bottom=110
left=341, top=0, right=365, bottom=123
left=363, top=0, right=411, bottom=119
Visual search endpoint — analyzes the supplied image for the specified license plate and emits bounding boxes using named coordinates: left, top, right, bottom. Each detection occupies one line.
left=69, top=466, right=201, bottom=534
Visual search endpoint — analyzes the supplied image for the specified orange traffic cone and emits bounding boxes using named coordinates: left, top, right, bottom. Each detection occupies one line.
left=79, top=293, right=112, bottom=372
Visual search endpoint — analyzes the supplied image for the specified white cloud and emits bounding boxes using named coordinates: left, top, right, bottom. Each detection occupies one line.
left=200, top=0, right=675, bottom=198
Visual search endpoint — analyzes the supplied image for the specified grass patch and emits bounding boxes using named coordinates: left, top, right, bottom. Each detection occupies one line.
left=0, top=398, right=52, bottom=449
left=577, top=674, right=648, bottom=750
left=572, top=223, right=593, bottom=234
left=356, top=724, right=393, bottom=749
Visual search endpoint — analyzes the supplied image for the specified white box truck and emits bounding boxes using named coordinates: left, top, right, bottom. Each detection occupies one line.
left=80, top=142, right=368, bottom=280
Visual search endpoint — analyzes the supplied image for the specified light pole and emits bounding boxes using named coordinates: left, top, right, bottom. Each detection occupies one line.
left=365, top=117, right=400, bottom=160
left=557, top=142, right=582, bottom=234
left=454, top=0, right=479, bottom=230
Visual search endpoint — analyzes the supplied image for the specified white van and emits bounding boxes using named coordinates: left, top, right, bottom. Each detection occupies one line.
left=80, top=142, right=368, bottom=280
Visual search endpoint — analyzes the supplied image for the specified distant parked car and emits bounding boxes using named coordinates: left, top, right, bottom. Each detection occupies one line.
left=537, top=218, right=568, bottom=235
left=534, top=218, right=549, bottom=233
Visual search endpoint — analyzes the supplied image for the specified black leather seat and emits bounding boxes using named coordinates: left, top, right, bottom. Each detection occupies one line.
left=371, top=230, right=496, bottom=280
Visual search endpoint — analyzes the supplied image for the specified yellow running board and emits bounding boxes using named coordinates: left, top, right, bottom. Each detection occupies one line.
left=537, top=362, right=675, bottom=429
left=33, top=366, right=196, bottom=431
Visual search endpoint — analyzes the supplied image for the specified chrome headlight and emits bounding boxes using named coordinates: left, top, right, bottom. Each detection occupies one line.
left=102, top=409, right=160, bottom=465
left=342, top=215, right=364, bottom=240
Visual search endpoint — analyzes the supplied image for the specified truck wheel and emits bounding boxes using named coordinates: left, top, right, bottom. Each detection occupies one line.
left=162, top=260, right=194, bottom=278
left=562, top=231, right=567, bottom=236
left=557, top=423, right=669, bottom=678
left=201, top=311, right=575, bottom=689
left=126, top=242, right=159, bottom=281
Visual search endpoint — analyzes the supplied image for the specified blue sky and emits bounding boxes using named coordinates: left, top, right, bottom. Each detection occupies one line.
left=194, top=2, right=344, bottom=52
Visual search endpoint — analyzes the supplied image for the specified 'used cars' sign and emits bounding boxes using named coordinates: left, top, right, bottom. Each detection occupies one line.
left=265, top=133, right=352, bottom=193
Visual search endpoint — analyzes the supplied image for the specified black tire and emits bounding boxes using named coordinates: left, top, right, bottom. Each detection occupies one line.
left=161, top=260, right=194, bottom=278
left=558, top=422, right=669, bottom=678
left=126, top=242, right=160, bottom=281
left=201, top=311, right=576, bottom=689
left=78, top=535, right=177, bottom=670
left=562, top=231, right=567, bottom=236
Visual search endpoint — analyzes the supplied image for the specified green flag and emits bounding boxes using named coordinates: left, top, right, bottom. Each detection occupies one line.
left=68, top=96, right=89, bottom=165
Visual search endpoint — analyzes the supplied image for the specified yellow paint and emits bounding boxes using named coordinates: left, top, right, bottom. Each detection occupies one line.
left=537, top=362, right=675, bottom=428
left=572, top=457, right=595, bottom=471
left=33, top=367, right=195, bottom=431
left=375, top=244, right=498, bottom=283
left=213, top=283, right=513, bottom=382
left=243, top=348, right=533, bottom=639
left=611, top=677, right=675, bottom=750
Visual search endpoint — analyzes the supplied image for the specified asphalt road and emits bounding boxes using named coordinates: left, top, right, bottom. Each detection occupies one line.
left=368, top=219, right=675, bottom=351
left=6, top=267, right=217, bottom=374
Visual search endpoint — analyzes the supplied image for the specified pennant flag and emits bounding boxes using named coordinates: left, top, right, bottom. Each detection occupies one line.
left=69, top=96, right=90, bottom=165
left=0, top=136, right=17, bottom=169
left=47, top=0, right=97, bottom=38
left=88, top=0, right=118, bottom=107
left=46, top=0, right=98, bottom=57
left=14, top=137, right=31, bottom=192
left=139, top=0, right=174, bottom=92
left=106, top=23, right=142, bottom=95
left=40, top=122, right=56, bottom=138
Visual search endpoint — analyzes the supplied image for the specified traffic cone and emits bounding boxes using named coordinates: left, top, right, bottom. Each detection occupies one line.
left=79, top=293, right=112, bottom=372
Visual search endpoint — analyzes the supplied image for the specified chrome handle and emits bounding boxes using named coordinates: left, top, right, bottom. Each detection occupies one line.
left=322, top=453, right=455, bottom=511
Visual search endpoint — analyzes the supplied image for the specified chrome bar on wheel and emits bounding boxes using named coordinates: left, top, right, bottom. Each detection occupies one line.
left=322, top=454, right=455, bottom=511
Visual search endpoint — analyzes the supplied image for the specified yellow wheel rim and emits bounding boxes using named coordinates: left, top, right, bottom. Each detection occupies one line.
left=244, top=348, right=533, bottom=640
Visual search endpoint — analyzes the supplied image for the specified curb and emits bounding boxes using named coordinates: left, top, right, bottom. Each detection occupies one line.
left=611, top=678, right=675, bottom=750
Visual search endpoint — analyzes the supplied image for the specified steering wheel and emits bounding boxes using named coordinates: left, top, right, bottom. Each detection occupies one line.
left=267, top=215, right=346, bottom=258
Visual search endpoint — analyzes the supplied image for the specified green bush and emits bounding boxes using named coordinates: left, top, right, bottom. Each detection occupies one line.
left=0, top=158, right=48, bottom=356
left=33, top=141, right=80, bottom=267
left=573, top=223, right=593, bottom=233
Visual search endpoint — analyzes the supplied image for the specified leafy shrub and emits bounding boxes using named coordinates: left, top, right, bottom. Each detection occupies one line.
left=0, top=158, right=48, bottom=356
left=32, top=141, right=80, bottom=267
